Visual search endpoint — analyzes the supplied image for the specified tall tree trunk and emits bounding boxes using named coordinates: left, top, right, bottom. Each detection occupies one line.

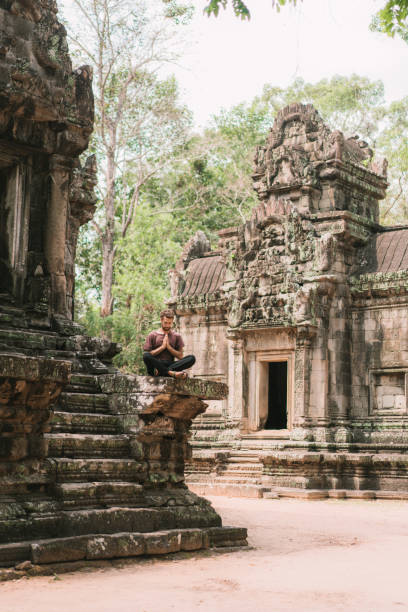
left=100, top=231, right=115, bottom=317
left=100, top=151, right=116, bottom=317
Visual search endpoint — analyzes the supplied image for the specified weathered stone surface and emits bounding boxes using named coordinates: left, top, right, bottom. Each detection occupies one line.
left=0, top=355, right=70, bottom=462
left=171, top=102, right=408, bottom=496
left=0, top=354, right=71, bottom=383
left=99, top=374, right=228, bottom=400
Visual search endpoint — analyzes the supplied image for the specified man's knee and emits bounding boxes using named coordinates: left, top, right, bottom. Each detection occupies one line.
left=186, top=354, right=195, bottom=366
left=143, top=352, right=153, bottom=362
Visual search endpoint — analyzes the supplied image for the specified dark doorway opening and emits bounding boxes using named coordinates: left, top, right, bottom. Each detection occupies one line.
left=265, top=361, right=287, bottom=430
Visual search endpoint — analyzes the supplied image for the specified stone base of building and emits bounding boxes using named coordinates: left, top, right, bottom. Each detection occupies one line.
left=0, top=526, right=247, bottom=571
left=186, top=445, right=408, bottom=499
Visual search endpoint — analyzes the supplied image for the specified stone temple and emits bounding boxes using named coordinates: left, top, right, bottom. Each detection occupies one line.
left=169, top=103, right=408, bottom=500
left=0, top=1, right=245, bottom=572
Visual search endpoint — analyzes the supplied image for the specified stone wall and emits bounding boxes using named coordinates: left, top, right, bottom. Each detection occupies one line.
left=0, top=0, right=95, bottom=320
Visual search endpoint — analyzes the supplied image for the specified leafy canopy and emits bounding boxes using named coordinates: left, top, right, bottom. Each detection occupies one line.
left=204, top=0, right=408, bottom=43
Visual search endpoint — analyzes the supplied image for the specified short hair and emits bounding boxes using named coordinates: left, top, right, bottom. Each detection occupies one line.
left=160, top=309, right=175, bottom=319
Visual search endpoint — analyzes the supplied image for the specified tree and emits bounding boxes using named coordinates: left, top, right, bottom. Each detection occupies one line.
left=204, top=0, right=408, bottom=43
left=370, top=0, right=408, bottom=42
left=257, top=75, right=386, bottom=144
left=377, top=97, right=408, bottom=222
left=149, top=74, right=406, bottom=238
left=60, top=0, right=193, bottom=316
left=143, top=103, right=269, bottom=243
left=76, top=201, right=181, bottom=372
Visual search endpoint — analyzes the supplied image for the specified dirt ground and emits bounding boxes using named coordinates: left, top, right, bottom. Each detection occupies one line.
left=1, top=495, right=408, bottom=612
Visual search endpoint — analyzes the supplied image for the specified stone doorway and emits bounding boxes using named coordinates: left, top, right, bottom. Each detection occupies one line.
left=265, top=361, right=287, bottom=429
left=249, top=349, right=294, bottom=433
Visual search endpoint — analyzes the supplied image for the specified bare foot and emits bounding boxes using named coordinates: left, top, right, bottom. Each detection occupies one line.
left=169, top=371, right=187, bottom=379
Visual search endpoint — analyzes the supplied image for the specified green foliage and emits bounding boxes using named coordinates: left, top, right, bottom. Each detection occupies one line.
left=76, top=202, right=182, bottom=373
left=258, top=75, right=386, bottom=143
left=204, top=0, right=250, bottom=19
left=370, top=0, right=408, bottom=43
left=377, top=97, right=408, bottom=222
left=161, top=0, right=195, bottom=24
left=203, top=0, right=408, bottom=43
left=203, top=0, right=299, bottom=18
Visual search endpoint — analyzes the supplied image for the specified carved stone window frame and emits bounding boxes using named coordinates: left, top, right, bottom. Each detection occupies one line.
left=369, top=368, right=408, bottom=416
left=248, top=349, right=294, bottom=433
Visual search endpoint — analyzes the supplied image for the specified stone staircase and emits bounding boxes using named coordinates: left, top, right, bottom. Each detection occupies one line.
left=0, top=307, right=247, bottom=570
left=187, top=450, right=271, bottom=498
left=47, top=374, right=144, bottom=511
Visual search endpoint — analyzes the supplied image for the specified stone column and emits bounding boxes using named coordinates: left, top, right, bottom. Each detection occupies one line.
left=44, top=155, right=72, bottom=317
left=226, top=331, right=244, bottom=425
left=292, top=325, right=316, bottom=437
left=247, top=351, right=258, bottom=432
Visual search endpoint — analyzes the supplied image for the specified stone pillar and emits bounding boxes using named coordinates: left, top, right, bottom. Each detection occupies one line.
left=44, top=155, right=72, bottom=317
left=292, top=325, right=316, bottom=438
left=247, top=351, right=258, bottom=432
left=227, top=331, right=244, bottom=424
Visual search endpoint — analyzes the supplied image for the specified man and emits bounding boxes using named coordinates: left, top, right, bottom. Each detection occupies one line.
left=143, top=309, right=195, bottom=379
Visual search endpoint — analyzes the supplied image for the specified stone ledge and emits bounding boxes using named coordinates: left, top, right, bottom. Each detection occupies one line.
left=0, top=353, right=71, bottom=383
left=271, top=488, right=408, bottom=501
left=98, top=374, right=228, bottom=400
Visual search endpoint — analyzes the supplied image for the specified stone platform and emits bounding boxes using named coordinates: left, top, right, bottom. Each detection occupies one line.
left=186, top=447, right=408, bottom=500
left=0, top=330, right=247, bottom=568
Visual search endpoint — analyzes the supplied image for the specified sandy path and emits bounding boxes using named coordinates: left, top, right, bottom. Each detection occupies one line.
left=1, top=496, right=408, bottom=612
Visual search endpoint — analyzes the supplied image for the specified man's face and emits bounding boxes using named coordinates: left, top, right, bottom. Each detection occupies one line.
left=161, top=316, right=173, bottom=332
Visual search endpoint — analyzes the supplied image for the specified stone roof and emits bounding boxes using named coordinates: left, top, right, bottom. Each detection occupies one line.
left=358, top=228, right=408, bottom=274
left=181, top=256, right=225, bottom=298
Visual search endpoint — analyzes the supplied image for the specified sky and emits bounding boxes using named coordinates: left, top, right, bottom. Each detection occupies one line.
left=170, top=0, right=408, bottom=128
left=60, top=0, right=408, bottom=130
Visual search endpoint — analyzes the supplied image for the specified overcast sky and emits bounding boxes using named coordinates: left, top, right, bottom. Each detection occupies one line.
left=60, top=0, right=408, bottom=130
left=171, top=0, right=408, bottom=128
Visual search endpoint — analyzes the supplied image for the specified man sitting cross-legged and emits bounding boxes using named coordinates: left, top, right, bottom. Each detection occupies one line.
left=143, top=309, right=195, bottom=379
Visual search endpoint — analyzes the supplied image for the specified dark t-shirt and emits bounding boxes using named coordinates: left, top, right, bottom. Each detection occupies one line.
left=143, top=330, right=184, bottom=362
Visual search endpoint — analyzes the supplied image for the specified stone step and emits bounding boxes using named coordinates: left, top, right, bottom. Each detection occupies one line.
left=0, top=526, right=247, bottom=568
left=188, top=481, right=269, bottom=499
left=57, top=392, right=110, bottom=414
left=51, top=411, right=122, bottom=435
left=54, top=482, right=144, bottom=509
left=53, top=458, right=146, bottom=483
left=0, top=327, right=58, bottom=351
left=219, top=470, right=263, bottom=479
left=190, top=474, right=264, bottom=485
left=221, top=463, right=263, bottom=472
left=66, top=374, right=101, bottom=394
left=228, top=454, right=262, bottom=463
left=0, top=503, right=225, bottom=546
left=46, top=433, right=130, bottom=458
